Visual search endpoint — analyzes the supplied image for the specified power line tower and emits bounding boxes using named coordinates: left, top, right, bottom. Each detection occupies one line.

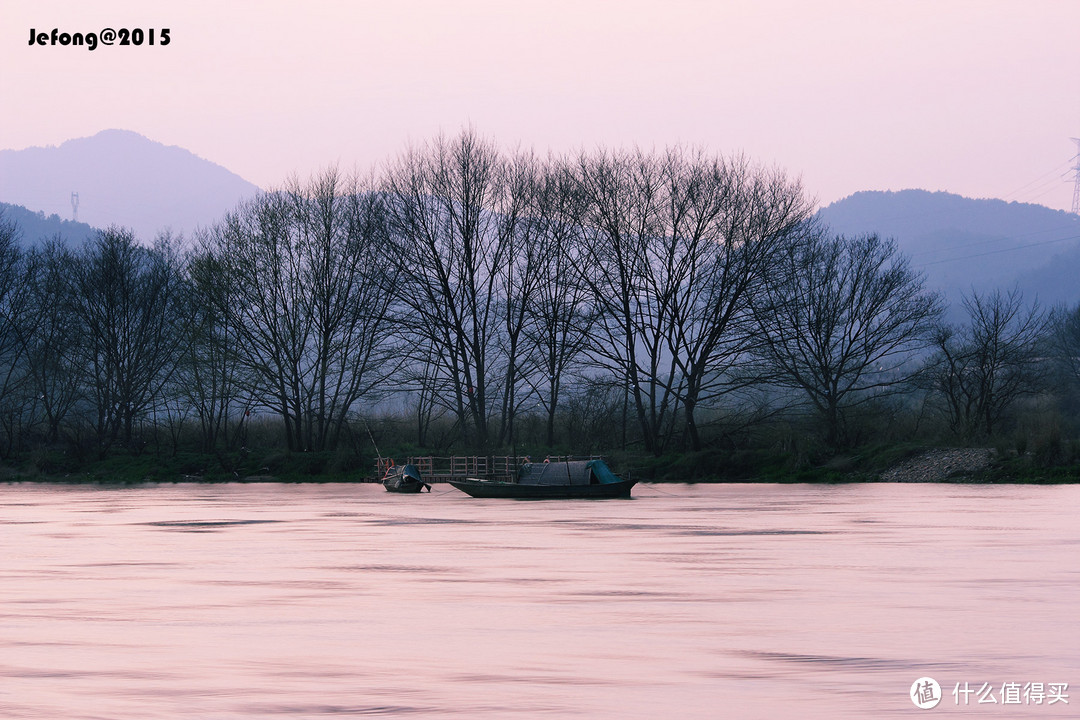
left=71, top=191, right=79, bottom=223
left=1072, top=138, right=1080, bottom=215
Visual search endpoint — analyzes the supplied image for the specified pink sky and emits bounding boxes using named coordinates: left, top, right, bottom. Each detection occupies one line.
left=4, top=0, right=1079, bottom=211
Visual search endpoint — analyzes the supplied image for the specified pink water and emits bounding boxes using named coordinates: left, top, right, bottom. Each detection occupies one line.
left=2, top=482, right=1078, bottom=718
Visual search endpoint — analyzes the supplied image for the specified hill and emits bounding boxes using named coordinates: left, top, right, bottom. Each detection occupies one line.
left=0, top=201, right=98, bottom=248
left=817, top=190, right=1080, bottom=310
left=0, top=129, right=261, bottom=241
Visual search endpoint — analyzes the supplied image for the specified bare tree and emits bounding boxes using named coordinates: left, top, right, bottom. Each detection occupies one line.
left=929, top=287, right=1048, bottom=438
left=404, top=336, right=454, bottom=447
left=755, top=228, right=942, bottom=448
left=69, top=228, right=186, bottom=455
left=211, top=169, right=397, bottom=452
left=490, top=151, right=550, bottom=447
left=1049, top=302, right=1080, bottom=387
left=19, top=240, right=84, bottom=444
left=178, top=246, right=247, bottom=452
left=659, top=149, right=811, bottom=450
left=572, top=148, right=674, bottom=454
left=0, top=212, right=37, bottom=455
left=293, top=171, right=399, bottom=450
left=571, top=147, right=811, bottom=454
left=382, top=130, right=515, bottom=452
left=524, top=162, right=595, bottom=448
left=213, top=190, right=308, bottom=449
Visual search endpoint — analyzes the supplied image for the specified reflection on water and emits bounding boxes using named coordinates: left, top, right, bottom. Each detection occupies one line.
left=2, top=482, right=1079, bottom=718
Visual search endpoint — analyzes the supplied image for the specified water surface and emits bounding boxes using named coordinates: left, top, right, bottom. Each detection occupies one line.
left=3, top=482, right=1078, bottom=718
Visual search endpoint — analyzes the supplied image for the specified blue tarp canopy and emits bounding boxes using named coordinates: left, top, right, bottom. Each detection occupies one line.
left=517, top=460, right=620, bottom=485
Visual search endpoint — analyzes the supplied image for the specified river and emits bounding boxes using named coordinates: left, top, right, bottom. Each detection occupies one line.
left=2, top=482, right=1078, bottom=718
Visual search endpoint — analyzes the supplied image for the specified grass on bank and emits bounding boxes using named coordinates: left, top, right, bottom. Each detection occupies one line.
left=4, top=440, right=1075, bottom=485
left=9, top=447, right=370, bottom=484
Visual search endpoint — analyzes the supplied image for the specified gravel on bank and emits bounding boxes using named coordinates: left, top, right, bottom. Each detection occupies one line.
left=879, top=447, right=994, bottom=482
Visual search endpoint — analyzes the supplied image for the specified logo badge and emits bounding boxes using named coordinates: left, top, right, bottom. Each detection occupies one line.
left=911, top=677, right=942, bottom=709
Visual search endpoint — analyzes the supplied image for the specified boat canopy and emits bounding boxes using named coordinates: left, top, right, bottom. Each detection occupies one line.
left=517, top=459, right=620, bottom=486
left=384, top=464, right=422, bottom=482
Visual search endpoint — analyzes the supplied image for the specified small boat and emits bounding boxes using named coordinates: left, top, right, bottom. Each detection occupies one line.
left=449, top=459, right=634, bottom=499
left=382, top=463, right=431, bottom=493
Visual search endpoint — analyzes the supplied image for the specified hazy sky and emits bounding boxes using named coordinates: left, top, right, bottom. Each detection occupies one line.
left=4, top=0, right=1080, bottom=211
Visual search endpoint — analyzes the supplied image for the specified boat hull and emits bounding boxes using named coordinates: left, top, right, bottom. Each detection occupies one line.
left=448, top=478, right=636, bottom=499
left=383, top=478, right=429, bottom=493
left=382, top=464, right=430, bottom=493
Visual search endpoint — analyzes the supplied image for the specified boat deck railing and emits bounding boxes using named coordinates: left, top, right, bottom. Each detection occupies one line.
left=374, top=455, right=601, bottom=483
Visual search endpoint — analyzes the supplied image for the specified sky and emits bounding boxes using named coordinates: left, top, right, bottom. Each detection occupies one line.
left=3, top=0, right=1080, bottom=212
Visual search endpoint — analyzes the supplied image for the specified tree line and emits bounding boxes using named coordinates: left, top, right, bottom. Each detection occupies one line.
left=1, top=129, right=1078, bottom=472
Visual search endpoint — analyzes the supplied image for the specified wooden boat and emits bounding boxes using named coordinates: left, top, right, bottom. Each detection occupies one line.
left=382, top=463, right=431, bottom=493
left=449, top=459, right=635, bottom=499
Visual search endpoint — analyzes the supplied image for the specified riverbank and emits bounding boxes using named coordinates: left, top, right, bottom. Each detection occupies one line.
left=1, top=444, right=1077, bottom=484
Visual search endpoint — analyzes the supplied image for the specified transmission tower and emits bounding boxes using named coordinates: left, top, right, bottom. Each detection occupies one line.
left=1072, top=139, right=1080, bottom=215
left=71, top=192, right=79, bottom=222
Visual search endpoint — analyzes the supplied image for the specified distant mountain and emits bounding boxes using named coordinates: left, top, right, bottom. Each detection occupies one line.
left=817, top=190, right=1080, bottom=311
left=0, top=129, right=261, bottom=241
left=1013, top=243, right=1080, bottom=310
left=0, top=201, right=99, bottom=248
